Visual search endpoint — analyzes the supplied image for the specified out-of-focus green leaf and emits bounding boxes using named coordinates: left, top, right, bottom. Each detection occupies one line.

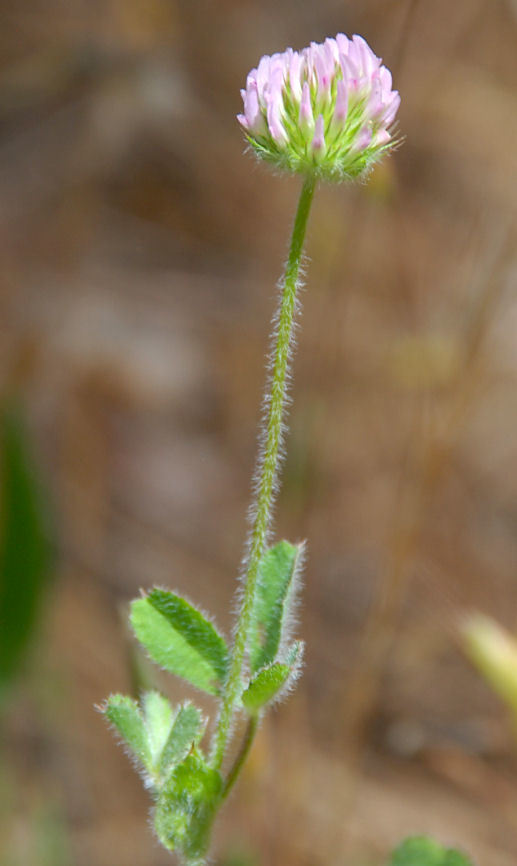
left=462, top=613, right=517, bottom=718
left=219, top=853, right=257, bottom=866
left=104, top=694, right=150, bottom=767
left=154, top=750, right=222, bottom=861
left=442, top=853, right=475, bottom=866
left=389, top=837, right=474, bottom=866
left=241, top=662, right=290, bottom=712
left=130, top=590, right=228, bottom=695
left=0, top=405, right=53, bottom=694
left=249, top=540, right=303, bottom=673
left=33, top=800, right=71, bottom=866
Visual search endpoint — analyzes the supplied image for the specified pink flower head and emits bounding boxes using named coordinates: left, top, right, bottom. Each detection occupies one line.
left=237, top=33, right=401, bottom=181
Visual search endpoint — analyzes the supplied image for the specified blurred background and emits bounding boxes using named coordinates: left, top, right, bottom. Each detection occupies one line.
left=1, top=1, right=516, bottom=864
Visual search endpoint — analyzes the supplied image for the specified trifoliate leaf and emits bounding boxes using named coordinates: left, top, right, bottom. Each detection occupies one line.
left=241, top=663, right=290, bottom=712
left=130, top=590, right=229, bottom=695
left=154, top=750, right=222, bottom=861
left=104, top=694, right=150, bottom=767
left=389, top=837, right=474, bottom=866
left=249, top=540, right=303, bottom=673
left=104, top=691, right=204, bottom=788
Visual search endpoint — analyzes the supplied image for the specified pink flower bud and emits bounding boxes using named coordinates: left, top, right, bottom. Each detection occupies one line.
left=267, top=91, right=288, bottom=145
left=311, top=115, right=326, bottom=161
left=332, top=79, right=349, bottom=128
left=299, top=81, right=314, bottom=134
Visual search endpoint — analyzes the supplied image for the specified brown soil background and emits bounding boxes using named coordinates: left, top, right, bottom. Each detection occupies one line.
left=1, top=1, right=517, bottom=864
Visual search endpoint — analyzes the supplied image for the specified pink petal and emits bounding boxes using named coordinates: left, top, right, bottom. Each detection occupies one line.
left=256, top=55, right=271, bottom=99
left=357, top=126, right=372, bottom=150
left=314, top=51, right=332, bottom=98
left=299, top=80, right=314, bottom=132
left=365, top=72, right=383, bottom=118
left=373, top=129, right=391, bottom=147
left=267, top=92, right=288, bottom=145
left=352, top=34, right=380, bottom=77
left=323, top=37, right=339, bottom=65
left=333, top=78, right=349, bottom=126
left=335, top=33, right=350, bottom=56
left=382, top=91, right=400, bottom=126
left=244, top=86, right=265, bottom=134
left=289, top=50, right=303, bottom=101
left=340, top=53, right=359, bottom=88
left=311, top=113, right=326, bottom=157
left=379, top=66, right=392, bottom=95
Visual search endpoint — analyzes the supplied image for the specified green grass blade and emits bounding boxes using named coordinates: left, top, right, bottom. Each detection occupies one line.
left=0, top=406, right=53, bottom=694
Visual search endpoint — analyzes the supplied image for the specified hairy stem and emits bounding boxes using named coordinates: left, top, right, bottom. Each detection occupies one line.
left=211, top=173, right=316, bottom=770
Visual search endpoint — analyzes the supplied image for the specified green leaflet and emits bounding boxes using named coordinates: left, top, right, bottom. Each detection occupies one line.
left=131, top=590, right=229, bottom=695
left=104, top=694, right=151, bottom=768
left=142, top=691, right=175, bottom=769
left=241, top=641, right=302, bottom=712
left=154, top=750, right=222, bottom=861
left=0, top=405, right=53, bottom=695
left=241, top=663, right=290, bottom=712
left=249, top=540, right=303, bottom=674
left=158, top=703, right=204, bottom=778
left=389, top=837, right=474, bottom=866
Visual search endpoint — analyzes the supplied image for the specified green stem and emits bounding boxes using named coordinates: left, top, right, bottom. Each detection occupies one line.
left=211, top=173, right=316, bottom=770
left=221, top=714, right=259, bottom=800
